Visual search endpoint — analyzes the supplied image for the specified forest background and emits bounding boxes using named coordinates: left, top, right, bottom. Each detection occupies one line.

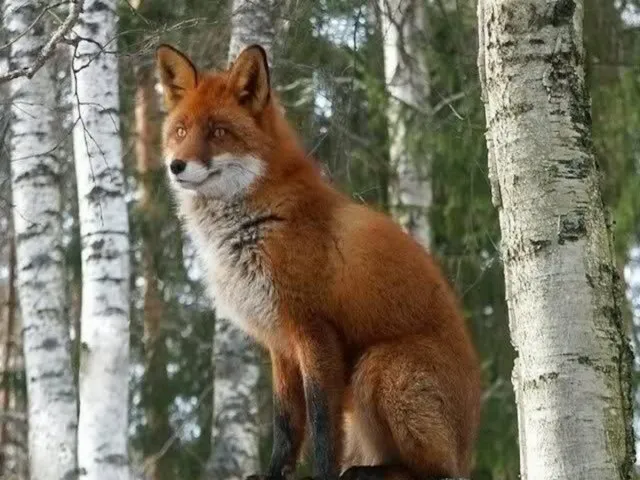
left=2, top=1, right=640, bottom=479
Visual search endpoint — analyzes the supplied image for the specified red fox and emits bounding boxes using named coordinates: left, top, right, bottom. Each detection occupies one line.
left=156, top=43, right=481, bottom=480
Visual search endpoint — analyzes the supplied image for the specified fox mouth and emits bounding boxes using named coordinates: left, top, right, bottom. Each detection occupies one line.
left=176, top=168, right=222, bottom=187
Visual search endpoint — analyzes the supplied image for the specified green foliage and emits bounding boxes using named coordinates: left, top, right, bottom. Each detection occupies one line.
left=425, top=2, right=518, bottom=476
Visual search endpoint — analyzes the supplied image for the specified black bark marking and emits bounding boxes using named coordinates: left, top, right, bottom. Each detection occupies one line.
left=90, top=1, right=111, bottom=13
left=99, top=107, right=118, bottom=116
left=585, top=273, right=594, bottom=288
left=33, top=307, right=62, bottom=318
left=529, top=238, right=551, bottom=253
left=538, top=372, right=559, bottom=382
left=86, top=248, right=124, bottom=262
left=23, top=253, right=56, bottom=270
left=557, top=211, right=587, bottom=244
left=91, top=275, right=126, bottom=284
left=98, top=453, right=128, bottom=466
left=13, top=162, right=58, bottom=183
left=577, top=355, right=592, bottom=366
left=99, top=306, right=127, bottom=317
left=512, top=102, right=534, bottom=115
left=57, top=388, right=76, bottom=400
left=91, top=239, right=105, bottom=251
left=86, top=185, right=125, bottom=204
left=552, top=0, right=576, bottom=27
left=62, top=467, right=84, bottom=480
left=41, top=337, right=59, bottom=351
left=16, top=227, right=50, bottom=242
left=558, top=156, right=591, bottom=180
left=32, top=369, right=64, bottom=381
left=82, top=229, right=128, bottom=238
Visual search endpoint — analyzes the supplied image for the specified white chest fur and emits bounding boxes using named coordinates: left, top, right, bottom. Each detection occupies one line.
left=179, top=194, right=280, bottom=336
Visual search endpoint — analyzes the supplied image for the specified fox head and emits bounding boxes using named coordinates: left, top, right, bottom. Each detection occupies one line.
left=155, top=43, right=279, bottom=200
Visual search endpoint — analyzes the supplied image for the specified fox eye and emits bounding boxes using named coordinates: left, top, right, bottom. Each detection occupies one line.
left=176, top=126, right=187, bottom=139
left=212, top=127, right=226, bottom=138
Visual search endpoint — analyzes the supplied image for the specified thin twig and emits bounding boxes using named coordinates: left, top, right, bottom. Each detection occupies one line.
left=0, top=2, right=67, bottom=52
left=0, top=0, right=84, bottom=84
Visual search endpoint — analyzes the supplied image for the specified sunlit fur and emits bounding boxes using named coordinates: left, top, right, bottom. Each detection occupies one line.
left=157, top=44, right=482, bottom=479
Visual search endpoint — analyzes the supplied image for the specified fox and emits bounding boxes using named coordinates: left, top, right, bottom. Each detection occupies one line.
left=155, top=43, right=481, bottom=480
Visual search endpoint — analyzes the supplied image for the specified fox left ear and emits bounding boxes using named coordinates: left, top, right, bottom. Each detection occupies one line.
left=228, top=45, right=271, bottom=114
left=156, top=44, right=198, bottom=111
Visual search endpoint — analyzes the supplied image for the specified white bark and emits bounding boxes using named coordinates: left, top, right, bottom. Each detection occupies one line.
left=206, top=2, right=279, bottom=478
left=209, top=323, right=261, bottom=480
left=379, top=0, right=431, bottom=248
left=228, top=0, right=276, bottom=65
left=4, top=1, right=78, bottom=479
left=624, top=245, right=640, bottom=469
left=478, top=0, right=634, bottom=478
left=71, top=0, right=131, bottom=478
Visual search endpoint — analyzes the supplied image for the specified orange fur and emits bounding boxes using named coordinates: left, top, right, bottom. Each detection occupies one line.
left=156, top=44, right=481, bottom=479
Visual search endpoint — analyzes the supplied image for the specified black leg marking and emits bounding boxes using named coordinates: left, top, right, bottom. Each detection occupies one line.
left=305, top=381, right=338, bottom=480
left=267, top=398, right=295, bottom=478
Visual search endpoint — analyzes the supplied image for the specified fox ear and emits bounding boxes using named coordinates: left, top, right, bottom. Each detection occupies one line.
left=228, top=45, right=271, bottom=114
left=156, top=44, right=198, bottom=110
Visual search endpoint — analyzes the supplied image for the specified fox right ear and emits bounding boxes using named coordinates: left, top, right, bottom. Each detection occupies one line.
left=156, top=44, right=198, bottom=110
left=228, top=45, right=271, bottom=114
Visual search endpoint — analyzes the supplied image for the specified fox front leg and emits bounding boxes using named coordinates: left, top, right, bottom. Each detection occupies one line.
left=246, top=351, right=306, bottom=480
left=296, top=327, right=345, bottom=480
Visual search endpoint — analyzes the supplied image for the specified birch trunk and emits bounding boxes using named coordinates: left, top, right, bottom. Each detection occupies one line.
left=0, top=2, right=11, bottom=468
left=4, top=1, right=78, bottom=479
left=135, top=65, right=174, bottom=480
left=478, top=0, right=635, bottom=478
left=227, top=0, right=276, bottom=64
left=624, top=245, right=640, bottom=469
left=379, top=0, right=431, bottom=248
left=206, top=2, right=278, bottom=478
left=72, top=0, right=131, bottom=478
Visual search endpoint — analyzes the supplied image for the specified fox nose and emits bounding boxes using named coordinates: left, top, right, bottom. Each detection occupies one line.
left=170, top=159, right=186, bottom=175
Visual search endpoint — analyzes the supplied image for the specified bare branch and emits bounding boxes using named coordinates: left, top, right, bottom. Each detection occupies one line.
left=0, top=0, right=84, bottom=85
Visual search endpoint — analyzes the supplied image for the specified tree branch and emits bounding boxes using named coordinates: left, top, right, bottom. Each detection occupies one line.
left=0, top=0, right=84, bottom=84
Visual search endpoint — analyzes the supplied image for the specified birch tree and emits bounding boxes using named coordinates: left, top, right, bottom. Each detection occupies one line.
left=227, top=0, right=277, bottom=63
left=378, top=0, right=431, bottom=247
left=71, top=0, right=131, bottom=478
left=206, top=3, right=277, bottom=477
left=625, top=245, right=640, bottom=467
left=0, top=10, right=12, bottom=468
left=4, top=1, right=78, bottom=478
left=478, top=0, right=635, bottom=478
